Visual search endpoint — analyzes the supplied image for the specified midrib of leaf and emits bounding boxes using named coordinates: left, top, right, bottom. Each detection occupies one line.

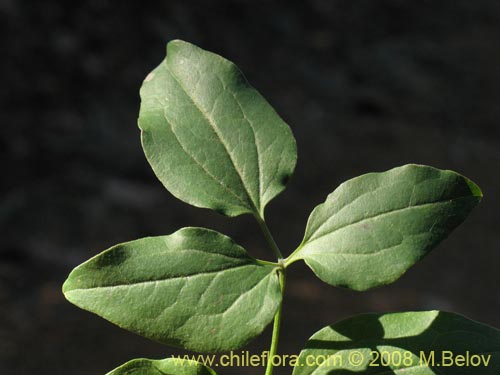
left=66, top=263, right=271, bottom=292
left=166, top=64, right=261, bottom=215
left=305, top=173, right=450, bottom=243
left=305, top=179, right=387, bottom=242
left=304, top=240, right=402, bottom=258
left=227, top=85, right=263, bottom=213
left=157, top=111, right=249, bottom=210
left=179, top=270, right=276, bottom=321
left=103, top=246, right=251, bottom=264
left=303, top=196, right=472, bottom=250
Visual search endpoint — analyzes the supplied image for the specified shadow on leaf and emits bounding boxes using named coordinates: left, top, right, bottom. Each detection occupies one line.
left=298, top=311, right=500, bottom=374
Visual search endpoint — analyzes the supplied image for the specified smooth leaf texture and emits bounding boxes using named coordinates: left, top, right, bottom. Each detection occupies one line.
left=138, top=40, right=297, bottom=217
left=288, top=164, right=482, bottom=291
left=63, top=227, right=282, bottom=352
left=293, top=311, right=500, bottom=374
left=107, top=358, right=216, bottom=375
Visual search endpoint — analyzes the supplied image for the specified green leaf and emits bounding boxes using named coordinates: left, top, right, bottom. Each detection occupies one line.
left=287, top=164, right=482, bottom=291
left=107, top=358, right=216, bottom=375
left=63, top=227, right=282, bottom=352
left=293, top=311, right=500, bottom=374
left=138, top=39, right=297, bottom=217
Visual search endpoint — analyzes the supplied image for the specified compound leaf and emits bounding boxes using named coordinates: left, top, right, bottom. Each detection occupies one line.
left=63, top=227, right=282, bottom=352
left=107, top=358, right=216, bottom=375
left=293, top=311, right=500, bottom=374
left=139, top=40, right=297, bottom=217
left=288, top=164, right=482, bottom=291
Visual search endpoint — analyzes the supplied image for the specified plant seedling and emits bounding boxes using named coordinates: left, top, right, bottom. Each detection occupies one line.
left=63, top=40, right=500, bottom=375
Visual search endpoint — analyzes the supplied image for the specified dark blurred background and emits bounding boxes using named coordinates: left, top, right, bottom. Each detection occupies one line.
left=2, top=1, right=500, bottom=374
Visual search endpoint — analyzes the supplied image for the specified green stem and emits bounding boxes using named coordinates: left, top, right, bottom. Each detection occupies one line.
left=284, top=243, right=304, bottom=267
left=265, top=270, right=286, bottom=375
left=256, top=259, right=281, bottom=267
left=254, top=213, right=284, bottom=260
left=253, top=213, right=285, bottom=375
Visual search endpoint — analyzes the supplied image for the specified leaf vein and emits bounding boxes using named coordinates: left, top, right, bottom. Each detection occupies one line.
left=166, top=64, right=258, bottom=213
left=306, top=198, right=466, bottom=247
left=160, top=109, right=249, bottom=209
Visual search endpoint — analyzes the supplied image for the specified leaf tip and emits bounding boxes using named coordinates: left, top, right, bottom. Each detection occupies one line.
left=465, top=176, right=483, bottom=201
left=166, top=39, right=194, bottom=57
left=61, top=273, right=73, bottom=295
